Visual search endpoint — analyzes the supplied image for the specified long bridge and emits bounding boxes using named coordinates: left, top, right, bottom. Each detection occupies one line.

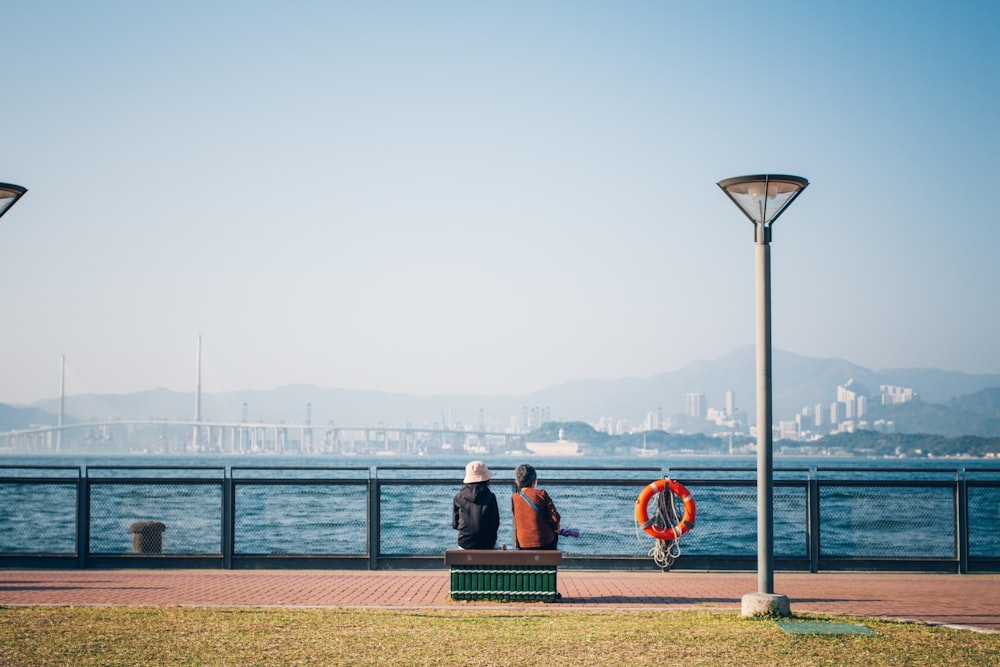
left=0, top=419, right=526, bottom=456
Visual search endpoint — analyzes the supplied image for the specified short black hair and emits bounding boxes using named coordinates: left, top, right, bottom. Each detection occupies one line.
left=514, top=463, right=537, bottom=489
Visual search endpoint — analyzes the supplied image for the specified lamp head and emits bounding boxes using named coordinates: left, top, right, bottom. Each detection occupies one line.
left=717, top=174, right=807, bottom=243
left=0, top=183, right=28, bottom=221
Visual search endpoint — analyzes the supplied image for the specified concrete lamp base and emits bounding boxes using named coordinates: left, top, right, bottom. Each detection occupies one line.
left=741, top=592, right=791, bottom=618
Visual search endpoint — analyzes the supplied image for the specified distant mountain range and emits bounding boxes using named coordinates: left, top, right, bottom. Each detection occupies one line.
left=4, top=346, right=1000, bottom=437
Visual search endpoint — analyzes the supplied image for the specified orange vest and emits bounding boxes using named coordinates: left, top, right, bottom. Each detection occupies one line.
left=511, top=487, right=560, bottom=548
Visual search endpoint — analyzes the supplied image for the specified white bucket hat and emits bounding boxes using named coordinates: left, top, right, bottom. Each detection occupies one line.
left=463, top=460, right=492, bottom=484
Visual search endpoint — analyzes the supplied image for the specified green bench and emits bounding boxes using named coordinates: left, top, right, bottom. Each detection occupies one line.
left=444, top=549, right=562, bottom=602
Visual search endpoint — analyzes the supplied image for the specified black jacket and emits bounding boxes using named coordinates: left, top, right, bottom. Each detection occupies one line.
left=452, top=482, right=500, bottom=549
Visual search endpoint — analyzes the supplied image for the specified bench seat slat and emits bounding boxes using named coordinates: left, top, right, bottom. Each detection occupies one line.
left=444, top=549, right=562, bottom=567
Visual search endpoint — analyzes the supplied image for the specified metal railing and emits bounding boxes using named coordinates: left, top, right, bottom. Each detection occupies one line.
left=1, top=464, right=998, bottom=572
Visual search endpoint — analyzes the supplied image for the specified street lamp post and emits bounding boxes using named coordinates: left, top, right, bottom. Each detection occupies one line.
left=0, top=183, right=27, bottom=221
left=717, top=174, right=808, bottom=617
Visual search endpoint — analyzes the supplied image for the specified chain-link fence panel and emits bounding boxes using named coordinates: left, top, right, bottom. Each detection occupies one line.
left=968, top=484, right=1000, bottom=558
left=88, top=482, right=222, bottom=554
left=673, top=485, right=754, bottom=557
left=541, top=483, right=649, bottom=557
left=819, top=484, right=955, bottom=558
left=234, top=482, right=368, bottom=555
left=0, top=481, right=77, bottom=554
left=773, top=486, right=808, bottom=557
left=665, top=484, right=807, bottom=558
left=379, top=481, right=503, bottom=555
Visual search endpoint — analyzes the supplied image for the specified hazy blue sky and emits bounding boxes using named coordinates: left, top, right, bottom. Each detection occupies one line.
left=1, top=1, right=998, bottom=405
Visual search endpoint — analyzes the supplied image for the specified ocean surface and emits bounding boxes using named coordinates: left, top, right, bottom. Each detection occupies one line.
left=2, top=453, right=999, bottom=560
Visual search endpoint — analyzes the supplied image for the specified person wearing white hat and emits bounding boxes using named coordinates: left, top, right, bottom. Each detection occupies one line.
left=452, top=460, right=500, bottom=549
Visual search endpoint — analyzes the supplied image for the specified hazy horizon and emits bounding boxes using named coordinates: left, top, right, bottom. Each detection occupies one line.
left=11, top=344, right=1000, bottom=409
left=2, top=3, right=998, bottom=405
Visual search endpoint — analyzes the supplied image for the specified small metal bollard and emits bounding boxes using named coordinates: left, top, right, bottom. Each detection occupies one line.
left=129, top=521, right=166, bottom=554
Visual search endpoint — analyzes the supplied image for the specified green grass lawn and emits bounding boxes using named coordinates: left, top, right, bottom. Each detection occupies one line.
left=2, top=607, right=998, bottom=666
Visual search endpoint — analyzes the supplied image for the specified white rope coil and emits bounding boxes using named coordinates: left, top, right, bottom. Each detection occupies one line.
left=636, top=487, right=684, bottom=570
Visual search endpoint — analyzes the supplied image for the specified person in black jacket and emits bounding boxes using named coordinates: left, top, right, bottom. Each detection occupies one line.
left=452, top=460, right=500, bottom=549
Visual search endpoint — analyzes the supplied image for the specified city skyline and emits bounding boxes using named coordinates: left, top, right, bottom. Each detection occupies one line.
left=0, top=368, right=972, bottom=455
left=14, top=344, right=998, bottom=424
left=2, top=3, right=999, bottom=405
left=5, top=341, right=1000, bottom=455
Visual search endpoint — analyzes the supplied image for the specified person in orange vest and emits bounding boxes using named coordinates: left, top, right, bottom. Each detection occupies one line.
left=511, top=463, right=561, bottom=550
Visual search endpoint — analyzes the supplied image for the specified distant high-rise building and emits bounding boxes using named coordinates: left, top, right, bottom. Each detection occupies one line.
left=725, top=391, right=735, bottom=417
left=795, top=413, right=811, bottom=436
left=685, top=393, right=706, bottom=418
left=880, top=385, right=916, bottom=405
left=779, top=421, right=798, bottom=440
left=815, top=403, right=823, bottom=427
left=830, top=402, right=840, bottom=425
left=837, top=379, right=870, bottom=423
left=645, top=411, right=660, bottom=431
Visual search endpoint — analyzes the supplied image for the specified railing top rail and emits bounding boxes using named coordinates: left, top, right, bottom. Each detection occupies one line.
left=0, top=465, right=81, bottom=474
left=666, top=466, right=811, bottom=472
left=86, top=476, right=224, bottom=485
left=375, top=465, right=472, bottom=471
left=817, top=478, right=957, bottom=487
left=374, top=465, right=665, bottom=479
left=813, top=466, right=961, bottom=473
left=961, top=466, right=1000, bottom=473
left=85, top=465, right=226, bottom=471
left=628, top=477, right=810, bottom=487
left=377, top=477, right=659, bottom=487
left=5, top=463, right=997, bottom=482
left=86, top=465, right=225, bottom=480
left=231, top=468, right=371, bottom=481
left=375, top=465, right=663, bottom=471
left=232, top=466, right=370, bottom=472
left=231, top=477, right=370, bottom=486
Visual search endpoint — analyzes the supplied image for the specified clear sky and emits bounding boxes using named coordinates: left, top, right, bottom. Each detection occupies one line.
left=1, top=1, right=998, bottom=405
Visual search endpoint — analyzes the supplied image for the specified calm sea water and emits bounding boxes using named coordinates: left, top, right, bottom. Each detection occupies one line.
left=2, top=453, right=999, bottom=559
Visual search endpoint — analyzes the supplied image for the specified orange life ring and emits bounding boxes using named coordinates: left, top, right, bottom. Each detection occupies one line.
left=635, top=478, right=696, bottom=541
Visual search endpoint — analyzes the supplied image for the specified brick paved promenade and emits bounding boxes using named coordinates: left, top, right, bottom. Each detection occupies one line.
left=2, top=569, right=997, bottom=632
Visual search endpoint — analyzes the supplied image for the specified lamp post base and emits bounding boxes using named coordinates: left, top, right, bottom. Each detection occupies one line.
left=741, top=592, right=791, bottom=618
